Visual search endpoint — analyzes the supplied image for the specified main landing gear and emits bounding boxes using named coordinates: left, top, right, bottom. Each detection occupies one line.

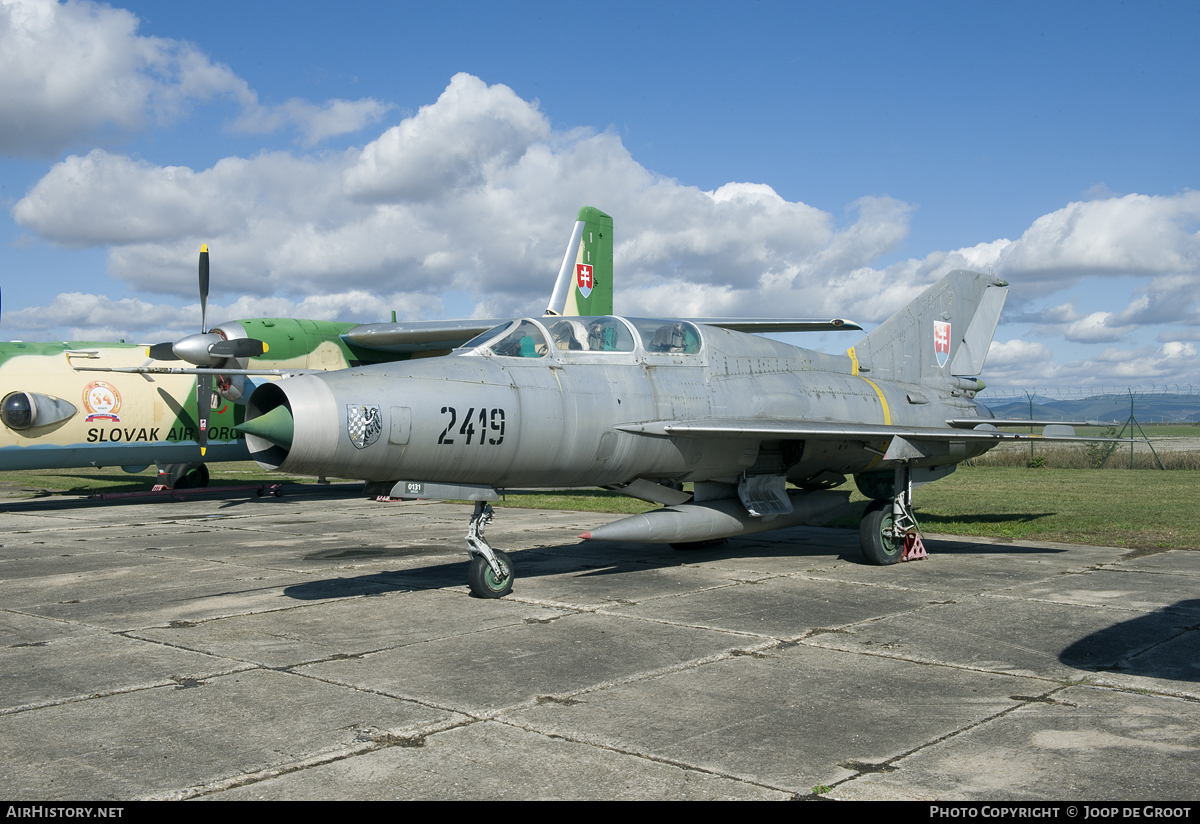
left=465, top=502, right=514, bottom=598
left=156, top=462, right=209, bottom=490
left=859, top=462, right=928, bottom=565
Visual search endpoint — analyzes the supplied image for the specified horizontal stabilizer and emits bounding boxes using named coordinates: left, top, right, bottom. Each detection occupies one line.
left=688, top=318, right=862, bottom=333
left=615, top=418, right=1124, bottom=444
left=946, top=418, right=1109, bottom=429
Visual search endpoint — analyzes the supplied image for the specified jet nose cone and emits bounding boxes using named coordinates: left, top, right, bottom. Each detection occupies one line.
left=235, top=404, right=294, bottom=449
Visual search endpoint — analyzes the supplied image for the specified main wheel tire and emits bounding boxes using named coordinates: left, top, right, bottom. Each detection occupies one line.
left=860, top=498, right=903, bottom=566
left=166, top=462, right=209, bottom=489
left=468, top=550, right=514, bottom=598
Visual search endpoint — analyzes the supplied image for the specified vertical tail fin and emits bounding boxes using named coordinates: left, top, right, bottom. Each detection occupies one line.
left=545, top=206, right=614, bottom=317
left=848, top=270, right=1008, bottom=385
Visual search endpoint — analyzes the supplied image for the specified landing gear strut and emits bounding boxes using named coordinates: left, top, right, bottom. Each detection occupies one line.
left=859, top=462, right=927, bottom=565
left=465, top=502, right=514, bottom=598
left=156, top=462, right=209, bottom=490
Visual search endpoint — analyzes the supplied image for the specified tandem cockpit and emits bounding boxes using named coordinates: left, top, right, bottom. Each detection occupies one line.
left=456, top=316, right=704, bottom=361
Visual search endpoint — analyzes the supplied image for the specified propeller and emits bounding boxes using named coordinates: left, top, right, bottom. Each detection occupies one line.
left=145, top=245, right=268, bottom=456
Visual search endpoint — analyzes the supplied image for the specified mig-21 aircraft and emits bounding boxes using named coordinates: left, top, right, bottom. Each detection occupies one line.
left=234, top=266, right=1101, bottom=599
left=1, top=207, right=616, bottom=487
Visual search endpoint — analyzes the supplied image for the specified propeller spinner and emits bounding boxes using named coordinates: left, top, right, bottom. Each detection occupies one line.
left=145, top=246, right=268, bottom=455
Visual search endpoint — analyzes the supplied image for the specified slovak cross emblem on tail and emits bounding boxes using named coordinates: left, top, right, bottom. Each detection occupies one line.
left=575, top=263, right=593, bottom=299
left=934, top=320, right=951, bottom=368
left=347, top=404, right=382, bottom=449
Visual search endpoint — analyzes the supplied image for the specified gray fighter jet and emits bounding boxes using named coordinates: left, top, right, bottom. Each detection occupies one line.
left=237, top=269, right=1096, bottom=598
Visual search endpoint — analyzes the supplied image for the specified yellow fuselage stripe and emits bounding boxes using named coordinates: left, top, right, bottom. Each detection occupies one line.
left=847, top=346, right=859, bottom=376
left=860, top=377, right=891, bottom=426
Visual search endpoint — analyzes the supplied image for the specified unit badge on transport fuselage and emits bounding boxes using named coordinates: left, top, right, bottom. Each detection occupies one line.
left=83, top=380, right=121, bottom=423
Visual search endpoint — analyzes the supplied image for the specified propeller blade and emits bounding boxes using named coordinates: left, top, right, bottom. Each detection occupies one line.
left=208, top=338, right=268, bottom=359
left=146, top=342, right=181, bottom=361
left=196, top=373, right=213, bottom=457
left=198, top=244, right=210, bottom=334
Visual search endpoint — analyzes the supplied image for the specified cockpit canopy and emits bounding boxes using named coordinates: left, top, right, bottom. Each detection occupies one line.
left=545, top=316, right=635, bottom=352
left=625, top=319, right=701, bottom=354
left=459, top=317, right=702, bottom=358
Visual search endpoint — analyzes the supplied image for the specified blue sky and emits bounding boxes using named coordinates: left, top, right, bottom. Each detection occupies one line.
left=2, top=0, right=1198, bottom=389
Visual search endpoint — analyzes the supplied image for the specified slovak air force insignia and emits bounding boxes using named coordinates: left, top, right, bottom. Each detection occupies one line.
left=347, top=404, right=382, bottom=449
left=934, top=321, right=951, bottom=368
left=83, top=380, right=121, bottom=422
left=575, top=263, right=593, bottom=299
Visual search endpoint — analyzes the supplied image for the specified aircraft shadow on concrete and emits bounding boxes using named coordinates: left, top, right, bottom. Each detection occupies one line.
left=280, top=525, right=1066, bottom=601
left=283, top=534, right=846, bottom=600
left=0, top=482, right=363, bottom=513
left=1059, top=600, right=1200, bottom=683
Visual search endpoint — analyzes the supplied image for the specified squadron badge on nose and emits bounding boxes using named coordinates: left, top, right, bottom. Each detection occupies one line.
left=347, top=404, right=382, bottom=449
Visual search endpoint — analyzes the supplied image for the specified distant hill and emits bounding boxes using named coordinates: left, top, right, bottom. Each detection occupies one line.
left=982, top=393, right=1200, bottom=424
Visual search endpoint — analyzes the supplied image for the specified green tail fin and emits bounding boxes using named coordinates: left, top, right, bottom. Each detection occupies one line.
left=545, top=206, right=613, bottom=317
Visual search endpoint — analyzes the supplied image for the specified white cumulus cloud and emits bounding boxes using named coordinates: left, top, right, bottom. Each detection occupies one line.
left=982, top=339, right=1200, bottom=387
left=12, top=74, right=921, bottom=322
left=7, top=72, right=1200, bottom=387
left=1, top=289, right=444, bottom=343
left=0, top=0, right=390, bottom=156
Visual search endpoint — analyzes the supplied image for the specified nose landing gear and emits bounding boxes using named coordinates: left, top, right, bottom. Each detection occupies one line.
left=465, top=502, right=514, bottom=598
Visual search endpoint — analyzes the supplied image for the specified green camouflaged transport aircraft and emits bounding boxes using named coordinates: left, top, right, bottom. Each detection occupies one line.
left=0, top=207, right=615, bottom=488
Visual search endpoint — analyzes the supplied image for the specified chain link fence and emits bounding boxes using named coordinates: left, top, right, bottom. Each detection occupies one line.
left=979, top=385, right=1200, bottom=424
left=970, top=386, right=1200, bottom=469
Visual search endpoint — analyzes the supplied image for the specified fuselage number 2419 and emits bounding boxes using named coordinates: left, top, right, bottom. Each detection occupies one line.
left=437, top=407, right=506, bottom=446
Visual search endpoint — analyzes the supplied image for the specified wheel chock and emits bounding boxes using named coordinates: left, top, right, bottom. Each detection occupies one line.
left=901, top=530, right=928, bottom=562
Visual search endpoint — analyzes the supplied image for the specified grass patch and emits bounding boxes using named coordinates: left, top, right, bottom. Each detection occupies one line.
left=1073, top=423, right=1200, bottom=437
left=457, top=469, right=1200, bottom=550
left=972, top=442, right=1200, bottom=470
left=3, top=462, right=1198, bottom=550
left=828, top=465, right=1200, bottom=550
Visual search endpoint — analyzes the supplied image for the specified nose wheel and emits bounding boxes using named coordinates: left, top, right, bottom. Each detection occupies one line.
left=468, top=550, right=514, bottom=598
left=465, top=502, right=515, bottom=598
